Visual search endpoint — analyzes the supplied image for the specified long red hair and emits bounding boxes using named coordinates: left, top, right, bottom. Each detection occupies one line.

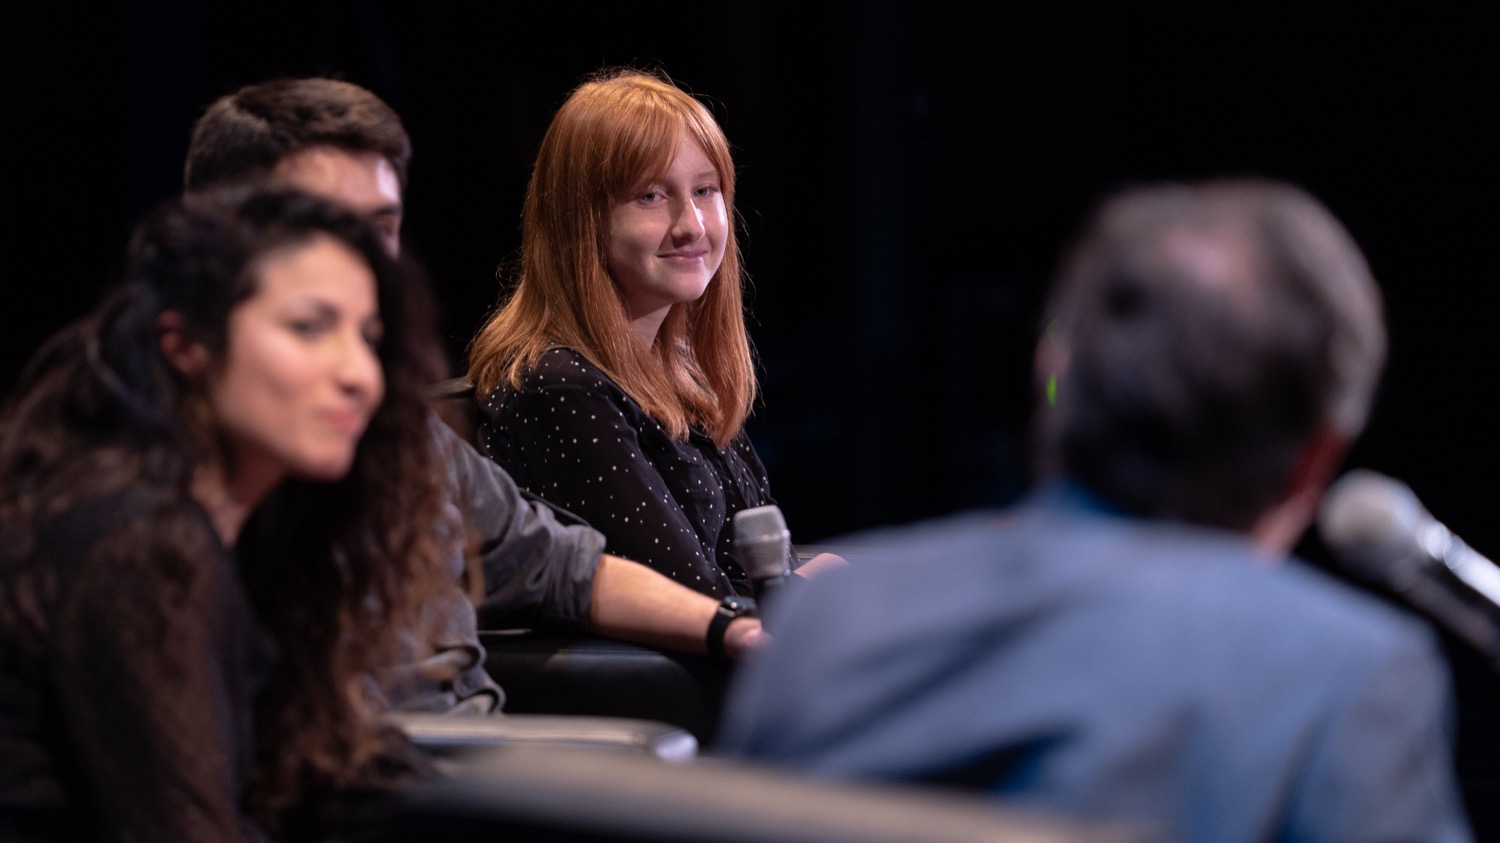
left=468, top=69, right=755, bottom=446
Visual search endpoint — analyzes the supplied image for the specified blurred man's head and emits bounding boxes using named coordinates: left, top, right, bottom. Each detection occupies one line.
left=1035, top=180, right=1385, bottom=542
left=184, top=78, right=409, bottom=254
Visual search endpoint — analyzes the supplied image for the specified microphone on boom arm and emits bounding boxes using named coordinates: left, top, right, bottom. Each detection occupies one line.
left=1319, top=469, right=1500, bottom=670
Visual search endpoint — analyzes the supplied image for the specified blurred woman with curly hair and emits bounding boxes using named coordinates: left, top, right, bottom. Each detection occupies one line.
left=0, top=187, right=455, bottom=841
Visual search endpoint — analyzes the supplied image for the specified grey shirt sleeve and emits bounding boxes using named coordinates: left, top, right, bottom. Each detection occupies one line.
left=432, top=419, right=606, bottom=631
left=381, top=420, right=606, bottom=716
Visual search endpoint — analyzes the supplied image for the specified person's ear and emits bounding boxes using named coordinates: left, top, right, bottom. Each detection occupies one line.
left=1034, top=319, right=1069, bottom=407
left=158, top=311, right=210, bottom=378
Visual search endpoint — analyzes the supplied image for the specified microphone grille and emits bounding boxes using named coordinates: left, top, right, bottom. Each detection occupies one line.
left=734, top=505, right=791, bottom=579
left=1318, top=469, right=1424, bottom=579
left=733, top=505, right=789, bottom=544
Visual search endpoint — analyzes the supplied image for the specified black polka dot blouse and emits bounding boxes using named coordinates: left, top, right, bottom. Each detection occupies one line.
left=478, top=348, right=773, bottom=598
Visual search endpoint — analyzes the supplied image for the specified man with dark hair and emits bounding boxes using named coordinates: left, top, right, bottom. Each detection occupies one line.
left=183, top=78, right=764, bottom=716
left=185, top=78, right=408, bottom=253
left=719, top=181, right=1469, bottom=841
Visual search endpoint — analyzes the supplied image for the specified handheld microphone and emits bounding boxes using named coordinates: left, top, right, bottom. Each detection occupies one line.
left=1319, top=469, right=1500, bottom=664
left=733, top=505, right=794, bottom=616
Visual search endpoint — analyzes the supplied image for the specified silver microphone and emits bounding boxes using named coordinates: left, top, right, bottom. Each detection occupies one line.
left=1320, top=469, right=1500, bottom=661
left=733, top=505, right=793, bottom=612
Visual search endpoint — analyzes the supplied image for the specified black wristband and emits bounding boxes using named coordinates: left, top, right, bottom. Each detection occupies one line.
left=706, top=594, right=758, bottom=659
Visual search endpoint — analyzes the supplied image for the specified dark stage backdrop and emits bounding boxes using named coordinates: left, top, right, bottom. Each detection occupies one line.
left=5, top=0, right=1500, bottom=828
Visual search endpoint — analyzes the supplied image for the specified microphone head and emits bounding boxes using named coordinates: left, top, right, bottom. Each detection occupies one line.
left=734, top=505, right=791, bottom=580
left=1318, top=469, right=1427, bottom=584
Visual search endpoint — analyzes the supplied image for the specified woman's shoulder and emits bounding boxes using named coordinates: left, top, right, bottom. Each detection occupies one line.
left=478, top=347, right=668, bottom=441
left=39, top=487, right=216, bottom=569
left=485, top=348, right=629, bottom=405
left=2, top=486, right=219, bottom=632
left=527, top=348, right=614, bottom=387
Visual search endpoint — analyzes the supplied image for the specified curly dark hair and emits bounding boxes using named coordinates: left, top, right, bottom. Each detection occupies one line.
left=0, top=186, right=454, bottom=830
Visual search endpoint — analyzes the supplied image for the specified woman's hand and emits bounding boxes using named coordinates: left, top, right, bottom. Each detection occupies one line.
left=724, top=616, right=769, bottom=660
left=794, top=552, right=848, bottom=579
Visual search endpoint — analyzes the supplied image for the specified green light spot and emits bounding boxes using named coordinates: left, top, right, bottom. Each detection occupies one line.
left=1046, top=375, right=1058, bottom=406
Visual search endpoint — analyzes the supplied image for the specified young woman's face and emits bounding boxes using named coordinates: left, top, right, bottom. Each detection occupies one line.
left=208, top=234, right=385, bottom=486
left=607, top=131, right=727, bottom=339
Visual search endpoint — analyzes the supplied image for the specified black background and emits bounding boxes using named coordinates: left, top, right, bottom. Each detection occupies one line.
left=5, top=0, right=1500, bottom=829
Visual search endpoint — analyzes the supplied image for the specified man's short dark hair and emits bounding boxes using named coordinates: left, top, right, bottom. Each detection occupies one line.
left=183, top=78, right=411, bottom=192
left=1037, top=179, right=1386, bottom=530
